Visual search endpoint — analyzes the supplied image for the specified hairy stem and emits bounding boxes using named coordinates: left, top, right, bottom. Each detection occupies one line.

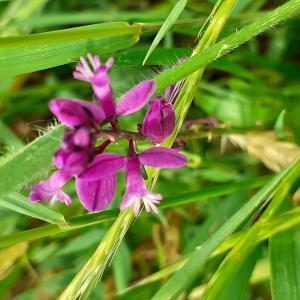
left=59, top=0, right=300, bottom=298
left=59, top=1, right=237, bottom=299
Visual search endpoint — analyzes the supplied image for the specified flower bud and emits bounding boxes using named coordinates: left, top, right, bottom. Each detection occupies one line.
left=142, top=96, right=175, bottom=144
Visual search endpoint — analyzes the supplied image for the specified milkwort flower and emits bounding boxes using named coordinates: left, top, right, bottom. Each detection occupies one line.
left=141, top=93, right=175, bottom=144
left=142, top=58, right=187, bottom=144
left=78, top=140, right=187, bottom=215
left=72, top=53, right=156, bottom=121
left=30, top=53, right=187, bottom=216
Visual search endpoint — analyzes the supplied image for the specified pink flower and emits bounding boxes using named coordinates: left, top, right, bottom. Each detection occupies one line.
left=29, top=53, right=188, bottom=216
left=29, top=170, right=72, bottom=206
left=142, top=96, right=175, bottom=144
left=141, top=59, right=186, bottom=144
left=79, top=147, right=187, bottom=215
left=72, top=53, right=156, bottom=120
left=73, top=54, right=115, bottom=118
left=54, top=127, right=94, bottom=176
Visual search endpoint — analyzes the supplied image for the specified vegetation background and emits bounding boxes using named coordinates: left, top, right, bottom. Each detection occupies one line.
left=0, top=0, right=300, bottom=299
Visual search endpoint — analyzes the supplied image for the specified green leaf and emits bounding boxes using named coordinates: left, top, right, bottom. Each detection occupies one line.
left=0, top=125, right=64, bottom=196
left=0, top=193, right=67, bottom=227
left=151, top=157, right=300, bottom=299
left=154, top=0, right=300, bottom=93
left=207, top=245, right=262, bottom=300
left=143, top=0, right=187, bottom=65
left=0, top=22, right=141, bottom=77
left=160, top=175, right=270, bottom=208
left=11, top=11, right=173, bottom=28
left=0, top=176, right=269, bottom=248
left=274, top=109, right=286, bottom=140
left=270, top=201, right=300, bottom=300
left=112, top=241, right=132, bottom=291
left=117, top=207, right=300, bottom=298
left=0, top=209, right=118, bottom=248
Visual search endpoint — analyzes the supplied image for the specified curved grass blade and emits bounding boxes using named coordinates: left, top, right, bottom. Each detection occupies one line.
left=118, top=206, right=300, bottom=298
left=0, top=176, right=268, bottom=248
left=0, top=192, right=67, bottom=227
left=142, top=0, right=187, bottom=65
left=154, top=0, right=300, bottom=93
left=151, top=156, right=300, bottom=299
left=0, top=22, right=141, bottom=77
left=201, top=176, right=293, bottom=299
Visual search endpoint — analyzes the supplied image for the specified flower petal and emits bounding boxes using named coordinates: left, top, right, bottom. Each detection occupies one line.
left=76, top=176, right=116, bottom=211
left=54, top=148, right=90, bottom=176
left=139, top=147, right=187, bottom=168
left=29, top=170, right=71, bottom=205
left=79, top=153, right=126, bottom=181
left=142, top=97, right=175, bottom=144
left=116, top=80, right=156, bottom=116
left=120, top=157, right=145, bottom=213
left=49, top=98, right=104, bottom=126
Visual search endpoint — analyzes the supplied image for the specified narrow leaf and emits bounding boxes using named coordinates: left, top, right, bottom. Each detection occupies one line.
left=274, top=109, right=286, bottom=139
left=0, top=22, right=141, bottom=77
left=142, top=0, right=187, bottom=65
left=154, top=0, right=300, bottom=93
left=151, top=157, right=300, bottom=299
left=0, top=176, right=268, bottom=248
left=270, top=201, right=300, bottom=300
left=0, top=193, right=67, bottom=226
left=205, top=245, right=261, bottom=300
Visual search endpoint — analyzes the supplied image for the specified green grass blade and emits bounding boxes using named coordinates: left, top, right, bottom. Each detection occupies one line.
left=160, top=175, right=271, bottom=208
left=0, top=209, right=118, bottom=248
left=151, top=157, right=300, bottom=299
left=0, top=176, right=269, bottom=248
left=206, top=245, right=262, bottom=300
left=0, top=125, right=64, bottom=196
left=11, top=11, right=172, bottom=28
left=59, top=0, right=238, bottom=298
left=118, top=207, right=300, bottom=297
left=201, top=175, right=293, bottom=299
left=142, top=0, right=187, bottom=65
left=112, top=241, right=131, bottom=291
left=270, top=201, right=300, bottom=300
left=154, top=0, right=300, bottom=93
left=0, top=192, right=67, bottom=226
left=0, top=22, right=141, bottom=77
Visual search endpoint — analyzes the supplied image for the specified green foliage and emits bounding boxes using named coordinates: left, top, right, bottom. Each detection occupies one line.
left=0, top=193, right=66, bottom=226
left=270, top=201, right=300, bottom=300
left=0, top=0, right=300, bottom=299
left=142, top=0, right=187, bottom=65
left=0, top=22, right=141, bottom=77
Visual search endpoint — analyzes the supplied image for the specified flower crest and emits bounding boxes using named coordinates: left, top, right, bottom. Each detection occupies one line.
left=30, top=53, right=187, bottom=216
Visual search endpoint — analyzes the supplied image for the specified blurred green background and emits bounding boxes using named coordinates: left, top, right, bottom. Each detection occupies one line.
left=0, top=0, right=300, bottom=299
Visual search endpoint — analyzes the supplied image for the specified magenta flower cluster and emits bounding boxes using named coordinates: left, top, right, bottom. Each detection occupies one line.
left=30, top=54, right=187, bottom=216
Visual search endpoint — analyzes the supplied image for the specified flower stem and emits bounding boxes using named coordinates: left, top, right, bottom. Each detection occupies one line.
left=59, top=2, right=237, bottom=299
left=59, top=0, right=300, bottom=298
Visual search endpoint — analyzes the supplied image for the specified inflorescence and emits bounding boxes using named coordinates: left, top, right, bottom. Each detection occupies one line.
left=29, top=54, right=187, bottom=216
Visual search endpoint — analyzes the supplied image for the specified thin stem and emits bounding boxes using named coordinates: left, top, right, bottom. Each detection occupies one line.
left=95, top=129, right=146, bottom=143
left=154, top=0, right=300, bottom=93
left=59, top=1, right=238, bottom=299
left=95, top=139, right=111, bottom=154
